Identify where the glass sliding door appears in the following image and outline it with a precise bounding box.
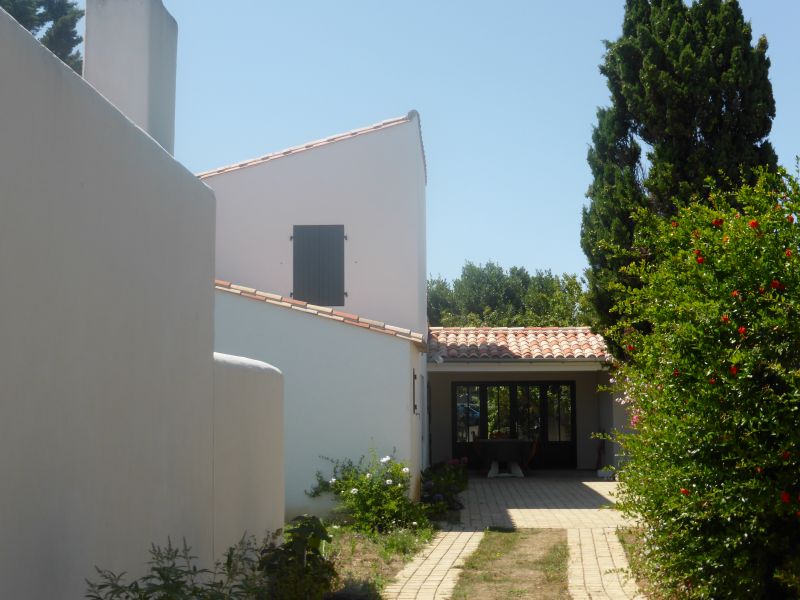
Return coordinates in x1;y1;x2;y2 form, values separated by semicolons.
486;385;511;439
451;381;576;469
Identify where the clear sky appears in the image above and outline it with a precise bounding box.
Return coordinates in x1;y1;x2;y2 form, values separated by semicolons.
77;1;800;283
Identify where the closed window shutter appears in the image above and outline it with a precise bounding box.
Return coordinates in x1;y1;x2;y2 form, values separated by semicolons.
293;225;345;306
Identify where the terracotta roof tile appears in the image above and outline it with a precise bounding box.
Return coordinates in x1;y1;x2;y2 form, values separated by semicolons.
198;111;422;179
215;279;427;350
427;327;608;362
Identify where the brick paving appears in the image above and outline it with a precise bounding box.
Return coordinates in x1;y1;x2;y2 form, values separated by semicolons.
383;471;643;600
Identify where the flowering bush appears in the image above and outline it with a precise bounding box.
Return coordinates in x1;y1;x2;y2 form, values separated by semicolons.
610;170;800;598
309;452;428;533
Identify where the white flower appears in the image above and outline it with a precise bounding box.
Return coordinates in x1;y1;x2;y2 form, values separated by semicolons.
402;467;410;473
329;478;336;484
380;456;391;463
365;472;372;479
350;488;358;494
397;483;402;488
385;479;393;485
412;521;418;526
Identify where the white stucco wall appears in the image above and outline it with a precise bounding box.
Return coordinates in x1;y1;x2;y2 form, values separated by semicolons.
213;354;284;550
0;12;218;598
84;0;177;153
214;291;423;517
205;114;427;334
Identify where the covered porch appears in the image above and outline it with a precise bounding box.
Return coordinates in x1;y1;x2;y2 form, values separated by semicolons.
426;327;625;473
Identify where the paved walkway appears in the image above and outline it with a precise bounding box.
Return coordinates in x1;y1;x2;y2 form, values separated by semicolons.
383;472;643;600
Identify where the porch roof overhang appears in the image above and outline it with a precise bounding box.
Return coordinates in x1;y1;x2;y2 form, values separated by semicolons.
427;358;608;373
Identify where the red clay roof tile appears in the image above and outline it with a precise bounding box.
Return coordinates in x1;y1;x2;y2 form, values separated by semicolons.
428;327;608;362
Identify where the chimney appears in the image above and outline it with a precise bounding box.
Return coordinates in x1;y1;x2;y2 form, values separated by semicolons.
83;0;177;154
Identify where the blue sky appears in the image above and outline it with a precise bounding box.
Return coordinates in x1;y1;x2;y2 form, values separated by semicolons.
77;1;800;282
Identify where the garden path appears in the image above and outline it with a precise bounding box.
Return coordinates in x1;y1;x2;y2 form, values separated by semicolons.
383;471;644;599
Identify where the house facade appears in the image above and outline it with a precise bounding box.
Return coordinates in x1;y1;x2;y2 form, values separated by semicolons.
202;114;431;517
427;327;620;471
203;111;624;517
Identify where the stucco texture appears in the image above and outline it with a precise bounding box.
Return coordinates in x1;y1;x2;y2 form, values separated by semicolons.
0;11;217;597
206;115;427;335
214;291;424;518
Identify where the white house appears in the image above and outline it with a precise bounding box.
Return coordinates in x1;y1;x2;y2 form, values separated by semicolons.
0;2;284;597
202;114;431;516
202;108;624;517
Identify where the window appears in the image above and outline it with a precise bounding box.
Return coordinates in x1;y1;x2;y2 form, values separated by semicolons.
292;225;345;306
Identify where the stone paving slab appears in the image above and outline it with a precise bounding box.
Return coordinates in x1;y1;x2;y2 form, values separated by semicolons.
568;527;645;599
383;472;642;600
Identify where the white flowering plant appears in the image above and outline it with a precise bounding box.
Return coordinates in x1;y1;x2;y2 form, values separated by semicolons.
308;450;428;533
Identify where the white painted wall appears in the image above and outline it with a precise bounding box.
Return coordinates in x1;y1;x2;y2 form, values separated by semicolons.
214;291;423;517
205;114;427;334
84;0;177;154
0;13;284;598
213;353;284;550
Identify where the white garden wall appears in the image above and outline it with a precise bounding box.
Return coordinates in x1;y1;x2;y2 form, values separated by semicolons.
203;114;427;335
214;290;424;518
0;12;284;598
213;354;284;550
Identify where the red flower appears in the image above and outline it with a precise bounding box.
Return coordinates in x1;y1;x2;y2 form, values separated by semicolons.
756;466;763;474
709;377;717;385
680;488;690;496
788;214;795;224
783;450;791;461
721;315;730;323
732;290;740;297
671;220;679;228
711;218;724;227
693;249;702;255
781;491;791;504
738;326;746;335
771;279;782;290
787;249;793;258
673;369;680;377
696;256;705;264
759;287;765;294
729;365;738;376
749;219;759;229
626;344;634;352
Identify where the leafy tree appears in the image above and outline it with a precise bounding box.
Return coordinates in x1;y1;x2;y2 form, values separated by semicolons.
2;0;84;72
611;170;800;597
427;262;591;327
582;0;777;332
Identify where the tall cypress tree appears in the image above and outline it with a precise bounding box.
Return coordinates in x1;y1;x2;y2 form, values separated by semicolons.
2;0;84;72
581;0;777;332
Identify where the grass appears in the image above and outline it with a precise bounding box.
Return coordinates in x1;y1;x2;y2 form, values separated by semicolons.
617;527;654;598
451;527;569;600
324;525;435;599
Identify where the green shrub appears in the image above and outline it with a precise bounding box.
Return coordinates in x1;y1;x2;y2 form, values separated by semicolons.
260;515;337;599
85;516;336;600
420;460;468;514
309;452;429;533
609;169;800;598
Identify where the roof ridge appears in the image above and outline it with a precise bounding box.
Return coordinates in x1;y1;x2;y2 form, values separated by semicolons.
215;279;426;349
199;112;417;179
